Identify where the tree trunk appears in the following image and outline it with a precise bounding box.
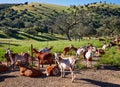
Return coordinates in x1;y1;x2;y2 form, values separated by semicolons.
66;33;72;41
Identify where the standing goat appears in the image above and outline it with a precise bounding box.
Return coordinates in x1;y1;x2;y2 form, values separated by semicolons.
76;47;87;59
4;52;31;70
54;53;79;82
85;46;95;68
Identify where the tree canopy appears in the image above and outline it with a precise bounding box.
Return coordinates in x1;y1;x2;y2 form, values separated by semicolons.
0;2;120;40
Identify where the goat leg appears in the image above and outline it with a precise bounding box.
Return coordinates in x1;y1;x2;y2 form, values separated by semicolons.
61;68;65;78
69;68;75;83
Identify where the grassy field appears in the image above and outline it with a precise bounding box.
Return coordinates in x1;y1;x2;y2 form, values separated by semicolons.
0;37;103;61
1;36;120;69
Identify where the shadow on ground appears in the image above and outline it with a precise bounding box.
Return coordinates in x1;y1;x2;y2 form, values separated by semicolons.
79;78;120;87
0;75;18;82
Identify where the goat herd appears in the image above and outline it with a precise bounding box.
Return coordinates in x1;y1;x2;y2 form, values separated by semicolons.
0;36;120;82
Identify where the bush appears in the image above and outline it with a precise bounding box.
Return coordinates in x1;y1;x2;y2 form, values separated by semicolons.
24;28;38;35
2;27;18;36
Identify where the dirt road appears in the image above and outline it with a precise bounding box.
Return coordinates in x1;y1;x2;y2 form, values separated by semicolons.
0;67;120;87
0;56;120;87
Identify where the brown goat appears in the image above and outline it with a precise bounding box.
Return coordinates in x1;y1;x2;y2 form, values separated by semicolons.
32;48;54;68
0;62;9;73
45;64;60;76
16;60;43;77
63;45;77;56
99;38;105;41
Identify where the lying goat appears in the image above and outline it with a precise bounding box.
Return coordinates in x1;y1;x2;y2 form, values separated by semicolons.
54;53;79;82
0;62;9;73
16;60;43;77
102;43;110;50
45;64;60;76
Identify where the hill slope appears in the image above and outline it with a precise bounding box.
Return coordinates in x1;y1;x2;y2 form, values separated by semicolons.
0;2;120;39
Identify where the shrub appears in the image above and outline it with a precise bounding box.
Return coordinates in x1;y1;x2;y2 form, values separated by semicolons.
24;28;38;35
2;27;18;36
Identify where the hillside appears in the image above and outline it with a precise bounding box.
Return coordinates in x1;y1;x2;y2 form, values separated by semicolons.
0;2;120;40
11;2;68;21
12;2;68;12
0;3;18;10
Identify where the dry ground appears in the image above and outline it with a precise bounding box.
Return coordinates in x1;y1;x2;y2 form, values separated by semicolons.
0;68;120;87
0;57;120;87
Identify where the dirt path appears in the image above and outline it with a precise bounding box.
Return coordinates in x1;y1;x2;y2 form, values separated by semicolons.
0;57;120;87
0;68;120;87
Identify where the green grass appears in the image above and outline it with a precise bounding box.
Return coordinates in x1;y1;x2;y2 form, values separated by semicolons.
0;36;103;61
76;61;87;69
98;46;120;68
1;33;120;68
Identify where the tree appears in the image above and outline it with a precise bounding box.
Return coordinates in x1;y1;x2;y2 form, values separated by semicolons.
50;9;82;41
24;2;28;5
24;28;38;35
12;18;25;28
2;27;18;36
100;16;120;35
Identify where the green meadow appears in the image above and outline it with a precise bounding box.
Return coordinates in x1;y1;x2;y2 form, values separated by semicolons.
0;34;120;69
0;36;102;61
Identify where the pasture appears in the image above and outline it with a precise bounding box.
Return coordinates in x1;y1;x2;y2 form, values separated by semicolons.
0;38;102;61
1;37;120;87
0;37;120;68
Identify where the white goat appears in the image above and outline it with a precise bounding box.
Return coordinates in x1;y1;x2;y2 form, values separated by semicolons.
54;53;78;82
85;46;94;68
76;46;96;58
102;44;109;50
76;47;86;58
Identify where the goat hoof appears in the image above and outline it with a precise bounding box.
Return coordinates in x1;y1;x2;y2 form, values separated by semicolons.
71;80;74;83
71;79;75;83
63;76;65;78
61;76;65;78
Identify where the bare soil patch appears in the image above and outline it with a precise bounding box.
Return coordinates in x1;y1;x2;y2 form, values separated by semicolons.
0;57;120;87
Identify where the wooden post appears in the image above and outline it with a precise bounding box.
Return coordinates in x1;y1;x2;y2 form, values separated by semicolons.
47;41;48;47
31;44;33;65
9;41;10;48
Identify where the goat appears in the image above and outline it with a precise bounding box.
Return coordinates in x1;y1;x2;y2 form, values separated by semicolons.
45;64;60;76
99;38;105;41
63;44;77;56
32;48;54;68
0;62;9;73
102;43;110;50
96;48;105;56
4;52;31;70
54;53;79;82
85;46;94;68
16;60;43;77
76;47;87;59
76;44;96;60
39;46;53;53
